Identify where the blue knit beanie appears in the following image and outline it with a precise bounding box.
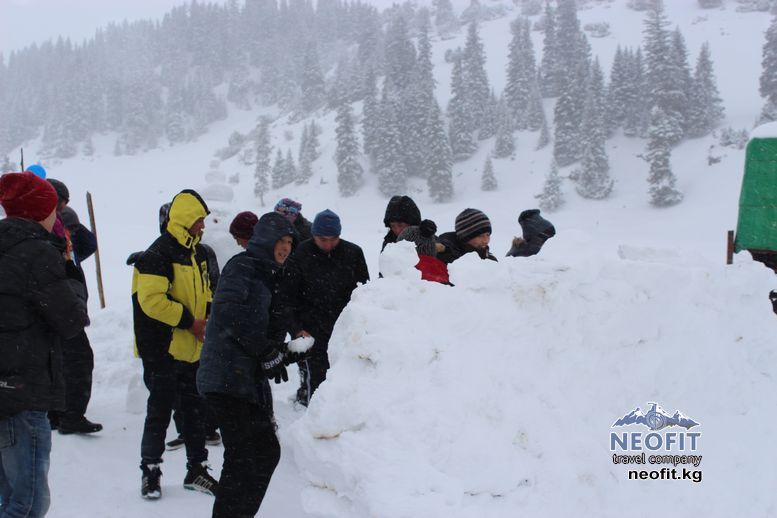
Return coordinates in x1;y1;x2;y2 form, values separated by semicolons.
312;209;341;237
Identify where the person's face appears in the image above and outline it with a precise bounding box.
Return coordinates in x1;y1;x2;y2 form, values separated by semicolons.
274;235;293;264
467;232;491;250
188;217;205;237
313;236;340;253
389;221;409;237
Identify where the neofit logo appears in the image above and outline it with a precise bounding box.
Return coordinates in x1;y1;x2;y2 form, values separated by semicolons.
610;402;703;483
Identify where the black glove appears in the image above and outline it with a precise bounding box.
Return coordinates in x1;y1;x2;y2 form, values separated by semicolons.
770;290;777;315
419;219;437;238
261;348;288;384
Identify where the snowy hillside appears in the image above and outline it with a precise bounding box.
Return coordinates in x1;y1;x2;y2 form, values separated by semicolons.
2;0;776;517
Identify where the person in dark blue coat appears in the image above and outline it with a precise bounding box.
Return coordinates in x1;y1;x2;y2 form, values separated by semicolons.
196;211;294;518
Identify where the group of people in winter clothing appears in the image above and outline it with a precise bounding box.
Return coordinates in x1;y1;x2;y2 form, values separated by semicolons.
380;195;556;286
0;166;556;517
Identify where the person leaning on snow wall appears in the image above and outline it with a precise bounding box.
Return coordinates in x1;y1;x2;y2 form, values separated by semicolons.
505;209;556;258
197;211;298;518
131;190;217;500
0;171;89;518
44;176;103;435
437;208;497;264
396;219;451;285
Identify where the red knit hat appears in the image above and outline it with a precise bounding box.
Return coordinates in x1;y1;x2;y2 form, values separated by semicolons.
0;172;59;221
229;211;259;241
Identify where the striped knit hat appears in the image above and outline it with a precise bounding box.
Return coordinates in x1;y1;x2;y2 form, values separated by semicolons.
455;208;492;243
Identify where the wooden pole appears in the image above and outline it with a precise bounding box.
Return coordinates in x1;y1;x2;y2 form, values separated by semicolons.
726;230;734;265
86;192;106;309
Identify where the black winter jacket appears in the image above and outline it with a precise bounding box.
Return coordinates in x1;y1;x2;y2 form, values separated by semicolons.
437;231;498;264
197;212;293;405
0;218;89;417
279;238;369;342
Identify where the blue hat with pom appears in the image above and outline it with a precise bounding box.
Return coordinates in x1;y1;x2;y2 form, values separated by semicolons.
26;164;47;179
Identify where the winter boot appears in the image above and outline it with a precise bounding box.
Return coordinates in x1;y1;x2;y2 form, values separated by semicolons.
141;463;162;500
58;415;103;435
183;461;218;496
166;435;185;451
205;431;222;446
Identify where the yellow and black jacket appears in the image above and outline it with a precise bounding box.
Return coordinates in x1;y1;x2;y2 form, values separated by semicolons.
132;190;212;363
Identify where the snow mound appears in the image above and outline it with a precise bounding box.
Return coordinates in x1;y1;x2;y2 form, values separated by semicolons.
199;183;234;203
288;254;777;517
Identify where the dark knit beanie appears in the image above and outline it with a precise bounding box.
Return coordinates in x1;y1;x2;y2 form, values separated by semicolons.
383;195;421;227
312;209;341;236
47;178;69;204
0;172;59;221
229;211;259;240
455;208;492;243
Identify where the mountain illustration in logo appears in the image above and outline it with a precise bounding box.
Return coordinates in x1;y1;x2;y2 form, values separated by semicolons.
612;402;699;431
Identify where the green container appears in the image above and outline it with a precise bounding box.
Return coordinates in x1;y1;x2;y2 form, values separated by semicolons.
735;137;777;253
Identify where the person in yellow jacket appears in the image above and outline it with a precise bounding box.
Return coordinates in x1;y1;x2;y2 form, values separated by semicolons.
131;189;218;500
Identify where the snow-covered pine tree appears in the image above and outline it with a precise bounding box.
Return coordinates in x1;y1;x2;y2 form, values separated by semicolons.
362;67;380;160
271;149;286;189
759;14;777;122
300;41;326;113
384;14;417;94
686;42;724;137
526;79;547;132
461;21;491;133
646;106;683;207
478;90;499;140
605;46;630;135
284;149;297;185
335;103;364;196
553;58;588;166
538;160;564;212
297;125;314;184
555;0;584;76
426;101;455;202
82;137;94;156
306;120;321;161
481;157;498;191
434;0;460;38
494;96;516;158
623;48;649;137
254;119;272;204
642;0;684;145
670;27;693;135
539;0;562;97
575;58;613;200
505;17;536;129
376;94;408;196
447;56;477;160
536;114;551;150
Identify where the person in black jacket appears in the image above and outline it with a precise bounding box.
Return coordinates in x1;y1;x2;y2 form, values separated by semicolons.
279;209;370;406
380;195;421;252
0;171;89;517
505;209;556;258
437;208;498;264
197;211;295;518
46;178;103;435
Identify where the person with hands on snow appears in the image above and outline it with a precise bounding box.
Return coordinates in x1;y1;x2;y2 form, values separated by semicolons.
505;209;556;258
437;208;498;264
396;218;450;284
197;211;297;518
381;195;422;252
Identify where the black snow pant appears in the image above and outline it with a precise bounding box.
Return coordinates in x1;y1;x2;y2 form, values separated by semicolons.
140;355;207;466
49;330;94;425
208;393;280;518
173;396;218;437
296;337;330;406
